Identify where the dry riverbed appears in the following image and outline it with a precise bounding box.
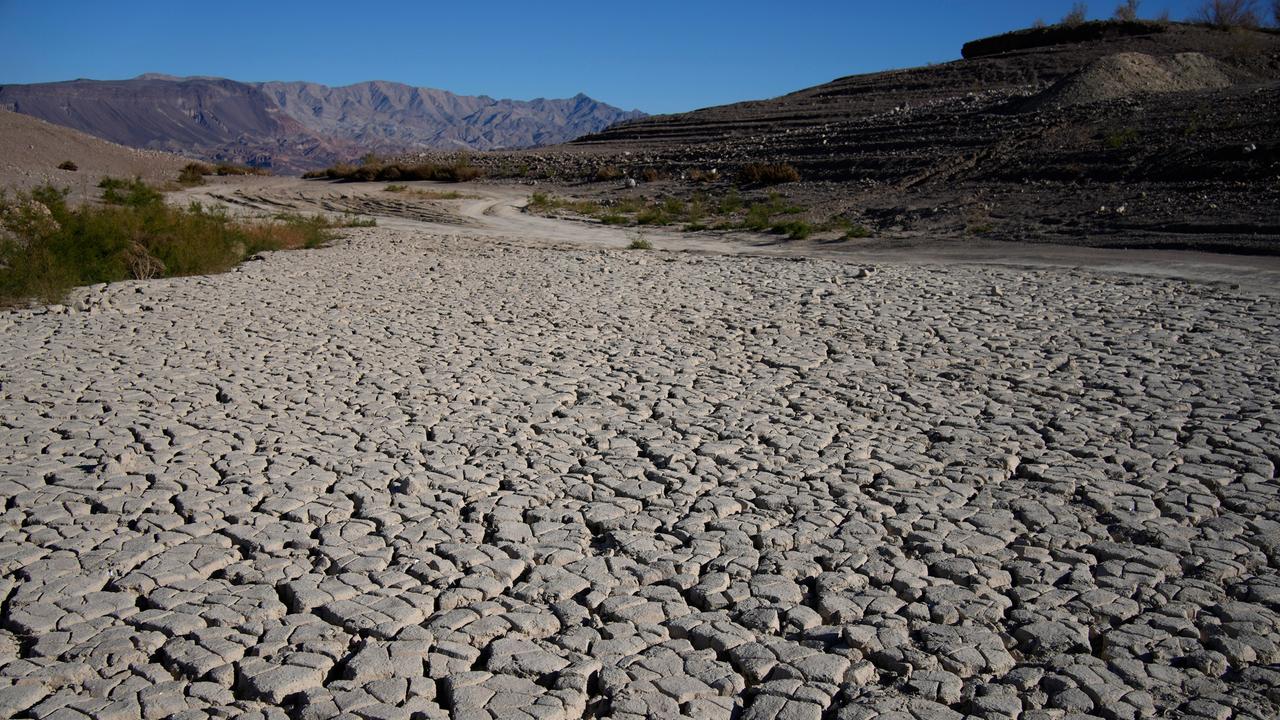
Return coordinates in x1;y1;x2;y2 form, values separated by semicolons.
1;195;1278;719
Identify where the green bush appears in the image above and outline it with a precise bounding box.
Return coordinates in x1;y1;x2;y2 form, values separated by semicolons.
528;187;813;234
0;180;350;306
743;204;773;230
772;220;812;240
99;177;164;207
627;236;653;250
527;193;600;216
718;191;743;214
307;160;482;183
636;207;669;225
739;193;804;232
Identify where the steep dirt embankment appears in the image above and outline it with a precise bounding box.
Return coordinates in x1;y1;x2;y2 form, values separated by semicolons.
0;109;190;200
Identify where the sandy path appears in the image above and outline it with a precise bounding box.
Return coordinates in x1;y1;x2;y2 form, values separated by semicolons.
176;177;1280;295
0;183;1277;719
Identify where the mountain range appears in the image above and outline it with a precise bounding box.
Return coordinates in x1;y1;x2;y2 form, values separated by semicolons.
0;76;645;172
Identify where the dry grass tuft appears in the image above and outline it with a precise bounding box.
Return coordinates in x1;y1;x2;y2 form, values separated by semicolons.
737;163;802;185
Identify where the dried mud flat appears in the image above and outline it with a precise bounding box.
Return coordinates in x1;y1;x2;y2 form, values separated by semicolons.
1;219;1279;720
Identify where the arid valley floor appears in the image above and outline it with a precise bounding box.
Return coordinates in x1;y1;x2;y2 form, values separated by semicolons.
1;180;1279;720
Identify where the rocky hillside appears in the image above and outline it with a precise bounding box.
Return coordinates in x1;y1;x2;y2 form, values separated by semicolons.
467;21;1280;252
570;22;1276;177
260;81;644;153
0;77;643;173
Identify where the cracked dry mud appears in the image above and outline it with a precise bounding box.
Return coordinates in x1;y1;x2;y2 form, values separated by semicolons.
1;225;1278;720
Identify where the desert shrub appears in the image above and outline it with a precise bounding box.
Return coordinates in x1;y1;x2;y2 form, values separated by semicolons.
1114;0;1141;19
772;220;812;240
612;198;647;214
271;212;360;243
1194;0;1260;24
718;191;743;213
740;193;803;231
636;206;669;225
326;164;357;180
178;163;208;186
594;165;624;182
528;192;552;210
446;163;483;182
57;160;78;172
743;203;774;230
329;164;358;180
641;168;662;183
526;193;601;216
215;163;269;176
627;236;653;250
1063;2;1089;24
308;160;482;183
844;224;873;239
0;180;352;306
687;168;718;183
684;196;708;223
738;163;801;185
99;177;164;207
530;189;762;230
1104;127;1139;148
351;165;381;182
387;185;476;200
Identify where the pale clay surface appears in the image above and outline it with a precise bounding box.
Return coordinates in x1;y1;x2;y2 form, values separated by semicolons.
1;195;1279;720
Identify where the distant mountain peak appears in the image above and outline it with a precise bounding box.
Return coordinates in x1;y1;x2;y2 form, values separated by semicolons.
0;76;647;173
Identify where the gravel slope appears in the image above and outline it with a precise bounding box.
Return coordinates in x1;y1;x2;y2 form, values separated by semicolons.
0;211;1278;719
0;109;190;201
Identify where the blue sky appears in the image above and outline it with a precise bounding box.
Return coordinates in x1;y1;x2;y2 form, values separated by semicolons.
0;0;1206;114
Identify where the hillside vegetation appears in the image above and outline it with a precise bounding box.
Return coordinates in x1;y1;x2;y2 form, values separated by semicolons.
0;178;370;306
